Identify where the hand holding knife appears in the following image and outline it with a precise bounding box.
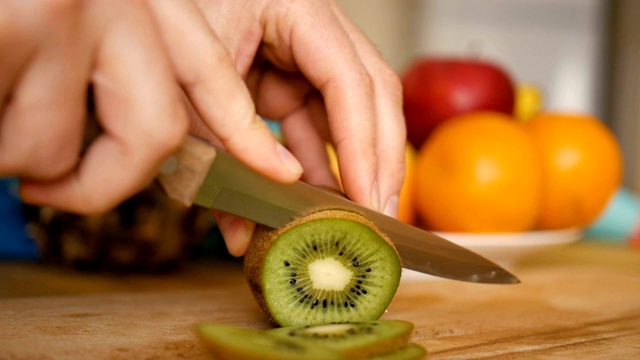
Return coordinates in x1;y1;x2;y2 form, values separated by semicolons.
158;135;520;285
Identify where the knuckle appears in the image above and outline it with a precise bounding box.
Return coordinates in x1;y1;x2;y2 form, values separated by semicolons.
145;124;185;158
223;113;266;150
355;68;375;94
378;65;404;103
216;104;260;144
180;45;233;90
137;101;190;158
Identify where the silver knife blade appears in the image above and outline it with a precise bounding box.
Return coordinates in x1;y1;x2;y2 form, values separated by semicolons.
158;136;519;284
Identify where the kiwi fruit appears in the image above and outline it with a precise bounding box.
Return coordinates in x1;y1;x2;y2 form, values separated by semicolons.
196;322;426;360
266;320;414;358
196;323;343;360
368;344;427;360
244;209;402;327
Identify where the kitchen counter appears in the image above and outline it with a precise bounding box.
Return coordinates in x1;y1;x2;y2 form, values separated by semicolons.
1;241;639;359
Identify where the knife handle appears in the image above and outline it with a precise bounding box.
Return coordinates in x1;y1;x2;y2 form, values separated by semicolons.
157;135;217;206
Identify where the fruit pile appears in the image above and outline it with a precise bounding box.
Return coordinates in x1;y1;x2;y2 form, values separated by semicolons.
398;57;623;233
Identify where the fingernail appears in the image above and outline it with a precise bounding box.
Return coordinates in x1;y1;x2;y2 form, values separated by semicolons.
276;143;303;177
371;180;381;212
383;194;399;218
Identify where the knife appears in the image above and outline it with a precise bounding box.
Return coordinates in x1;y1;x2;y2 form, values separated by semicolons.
157;135;519;284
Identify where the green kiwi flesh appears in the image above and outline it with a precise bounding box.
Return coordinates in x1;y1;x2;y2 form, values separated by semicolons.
196;323;343;360
368;344;427;360
266;320;414;358
245;209;402;327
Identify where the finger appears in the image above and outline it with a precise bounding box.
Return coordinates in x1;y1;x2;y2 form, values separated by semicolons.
0;1;89;180
245;63;332;146
244;65;338;188
261;1;379;210
280;96;340;190
245;64;314;120
212;210;256;257
20;0;188;214
331;3;407;217
145;0;302;183
244;64;337;187
0;4;35;108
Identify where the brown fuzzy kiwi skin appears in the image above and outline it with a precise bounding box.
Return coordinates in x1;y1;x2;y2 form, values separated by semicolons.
243;208;401;326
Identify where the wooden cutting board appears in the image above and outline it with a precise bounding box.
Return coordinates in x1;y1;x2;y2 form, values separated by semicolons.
1;242;639;359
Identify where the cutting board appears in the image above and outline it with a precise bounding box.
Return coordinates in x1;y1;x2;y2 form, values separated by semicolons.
1;242;639;359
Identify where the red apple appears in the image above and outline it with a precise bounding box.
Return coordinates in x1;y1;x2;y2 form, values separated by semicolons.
402;58;515;149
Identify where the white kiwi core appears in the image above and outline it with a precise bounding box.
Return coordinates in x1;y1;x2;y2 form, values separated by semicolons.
301;323;356;335
308;257;353;291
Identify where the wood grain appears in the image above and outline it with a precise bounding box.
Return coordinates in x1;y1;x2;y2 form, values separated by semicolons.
1;243;639;359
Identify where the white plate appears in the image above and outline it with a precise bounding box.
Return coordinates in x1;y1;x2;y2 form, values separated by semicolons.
401;227;584;282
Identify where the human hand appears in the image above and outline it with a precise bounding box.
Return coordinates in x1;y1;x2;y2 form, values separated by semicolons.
0;0;189;213
191;0;407;255
1;0;303;216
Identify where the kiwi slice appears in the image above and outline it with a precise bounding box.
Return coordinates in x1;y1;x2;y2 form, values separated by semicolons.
266;320;414;359
369;344;427;360
196;323;343;360
244;209;402;327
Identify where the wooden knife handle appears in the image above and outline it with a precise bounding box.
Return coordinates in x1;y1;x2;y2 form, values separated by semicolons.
157;135;217;206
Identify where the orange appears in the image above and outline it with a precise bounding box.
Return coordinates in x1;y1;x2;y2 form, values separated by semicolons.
397;143;417;225
414;111;542;232
526;113;623;229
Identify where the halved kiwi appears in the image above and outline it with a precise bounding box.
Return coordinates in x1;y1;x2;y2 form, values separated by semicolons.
244;209;402;327
196;323;343;360
266;320;414;359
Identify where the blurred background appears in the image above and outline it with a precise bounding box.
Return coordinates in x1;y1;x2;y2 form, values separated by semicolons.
2;0;639;265
338;0;639;192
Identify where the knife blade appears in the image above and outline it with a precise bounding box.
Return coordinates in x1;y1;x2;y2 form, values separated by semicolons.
158;135;519;284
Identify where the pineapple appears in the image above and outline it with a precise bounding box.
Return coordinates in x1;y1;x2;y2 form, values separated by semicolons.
24;182;215;272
